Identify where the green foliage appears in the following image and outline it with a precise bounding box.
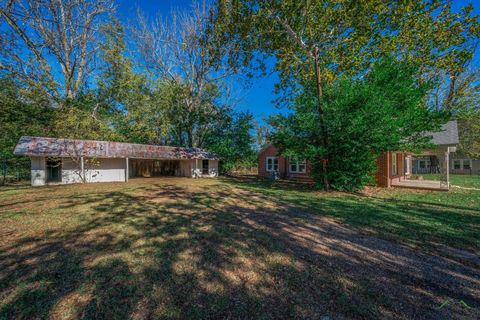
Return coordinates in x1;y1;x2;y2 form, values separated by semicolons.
97;20;167;144
0;79;54;158
457;110;480;159
51;103;120;142
442;68;480;159
205;112;257;173
270;58;448;191
97;20;245;153
214;0;479;105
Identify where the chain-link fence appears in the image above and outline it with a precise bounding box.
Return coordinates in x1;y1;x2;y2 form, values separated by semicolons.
0;157;31;185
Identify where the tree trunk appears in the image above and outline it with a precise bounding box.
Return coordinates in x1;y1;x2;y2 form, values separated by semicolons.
314;46;330;191
187;128;194;148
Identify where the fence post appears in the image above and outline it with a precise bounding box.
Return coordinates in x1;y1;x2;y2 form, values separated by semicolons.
1;158;6;185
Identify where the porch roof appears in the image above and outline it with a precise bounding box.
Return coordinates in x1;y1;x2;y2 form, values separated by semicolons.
13;136;218;160
425;120;459;146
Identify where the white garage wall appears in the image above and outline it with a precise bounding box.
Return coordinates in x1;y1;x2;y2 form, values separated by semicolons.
85;158;126;183
30;156;46;186
208;160;219;177
188;159;218;178
179;160;192;177
62;157;127;184
29;157;217;186
61;158;84;184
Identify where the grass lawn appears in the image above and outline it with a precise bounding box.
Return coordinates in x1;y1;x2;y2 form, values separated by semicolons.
0;177;479;319
416;173;480;189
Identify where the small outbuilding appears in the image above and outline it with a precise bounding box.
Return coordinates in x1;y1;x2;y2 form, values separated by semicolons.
14;136;219;186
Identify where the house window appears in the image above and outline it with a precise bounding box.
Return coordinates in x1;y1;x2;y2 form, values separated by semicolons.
454;159;472;170
46;158;62;182
266;157;278;172
392;153;397;176
419;160;430;169
453;159;461;170
289;159;306;173
202;160;209;174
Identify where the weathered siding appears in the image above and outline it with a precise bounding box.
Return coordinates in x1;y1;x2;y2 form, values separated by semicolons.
208;160;219;177
32;157;127;186
61;158;84;184
85;158;127;183
187;159;218;178
31;156;46;186
28;157;218;186
179;160;192;177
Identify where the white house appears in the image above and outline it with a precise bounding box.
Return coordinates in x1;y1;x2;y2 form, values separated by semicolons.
14;136;219;186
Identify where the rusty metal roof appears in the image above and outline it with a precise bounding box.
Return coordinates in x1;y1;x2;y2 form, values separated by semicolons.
14;136;218;160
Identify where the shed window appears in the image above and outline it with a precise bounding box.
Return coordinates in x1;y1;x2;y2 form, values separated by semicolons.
462;159;471;170
289;159;306;173
266;157;278;172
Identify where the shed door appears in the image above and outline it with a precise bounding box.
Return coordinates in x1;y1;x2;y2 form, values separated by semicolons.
202;160;209;174
46;158;62;182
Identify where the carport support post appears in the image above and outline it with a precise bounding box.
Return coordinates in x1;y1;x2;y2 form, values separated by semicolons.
81;157;85;183
125;157;129;182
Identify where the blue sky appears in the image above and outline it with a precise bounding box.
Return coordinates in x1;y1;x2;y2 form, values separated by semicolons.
117;0;480;124
116;0;280;124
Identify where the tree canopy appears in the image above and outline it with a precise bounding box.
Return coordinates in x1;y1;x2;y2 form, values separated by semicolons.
0;0;479;183
270;58;447;190
0;1;257;173
212;0;479;189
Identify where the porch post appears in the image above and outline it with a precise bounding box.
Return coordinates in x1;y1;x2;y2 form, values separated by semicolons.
125;157;129;182
387;151;391;188
445;150;449;189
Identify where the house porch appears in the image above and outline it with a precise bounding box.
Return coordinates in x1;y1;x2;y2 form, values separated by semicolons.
391;179;447;191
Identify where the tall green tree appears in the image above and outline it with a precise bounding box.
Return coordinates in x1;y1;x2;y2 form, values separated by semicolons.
213;0;479;189
205;111;257;173
0;78;54;158
97;20;168;144
440;67;480;158
133;5;241;147
270;58;447;191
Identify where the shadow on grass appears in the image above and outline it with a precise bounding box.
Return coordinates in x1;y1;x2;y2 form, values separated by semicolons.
0;179;479;319
225;176;480;253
